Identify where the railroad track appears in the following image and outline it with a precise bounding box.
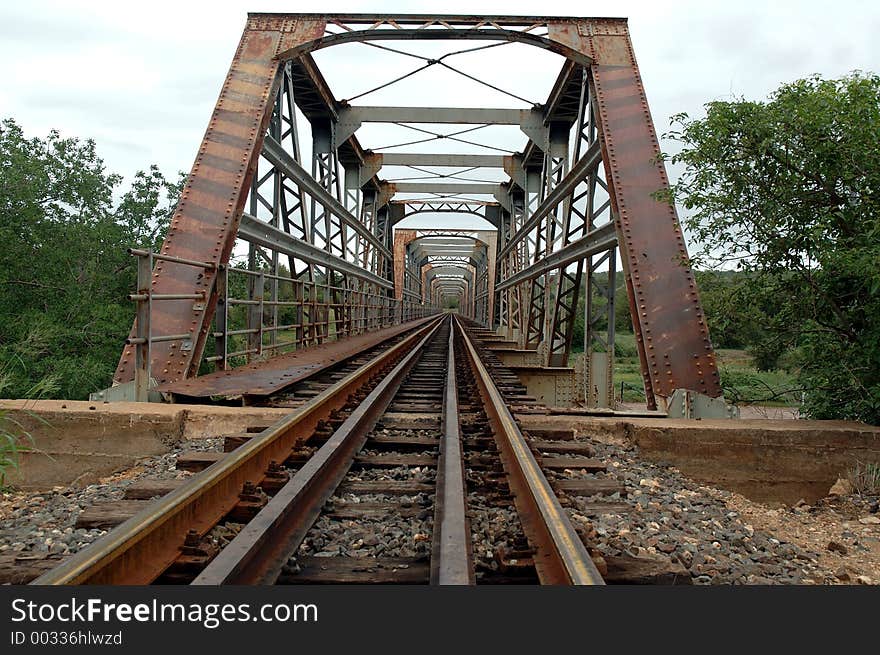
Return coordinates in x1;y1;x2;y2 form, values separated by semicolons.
33;314;608;585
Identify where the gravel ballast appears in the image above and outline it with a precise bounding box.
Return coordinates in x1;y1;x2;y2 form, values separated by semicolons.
0;439;222;558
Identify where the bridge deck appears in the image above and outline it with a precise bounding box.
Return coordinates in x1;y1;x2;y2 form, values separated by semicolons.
159;316;436;401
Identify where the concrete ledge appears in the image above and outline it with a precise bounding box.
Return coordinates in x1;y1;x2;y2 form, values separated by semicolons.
0;400;293;490
518;415;880;504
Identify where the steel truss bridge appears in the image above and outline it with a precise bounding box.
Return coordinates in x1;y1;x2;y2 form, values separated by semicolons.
110;13;725;415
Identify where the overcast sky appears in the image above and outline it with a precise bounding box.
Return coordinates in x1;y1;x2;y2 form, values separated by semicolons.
1;0;878;232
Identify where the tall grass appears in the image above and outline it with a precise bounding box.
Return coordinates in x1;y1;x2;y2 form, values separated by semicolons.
0;364;58;489
0;412;35;489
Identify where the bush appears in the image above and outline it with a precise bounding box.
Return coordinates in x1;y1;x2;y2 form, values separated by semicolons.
0;118;181;400
665;73;880;424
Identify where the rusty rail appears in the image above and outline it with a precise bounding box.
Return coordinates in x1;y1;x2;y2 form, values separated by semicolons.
453;316;604;585
191;318;445;585
33;316;444;585
431;323;474;585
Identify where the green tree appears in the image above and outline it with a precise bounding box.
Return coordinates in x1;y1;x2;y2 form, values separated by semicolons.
117;165;185;251
0;118;181;399
664;73;880;423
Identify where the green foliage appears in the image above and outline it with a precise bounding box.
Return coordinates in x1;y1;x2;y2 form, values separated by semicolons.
694;270;759;350
665;73;880;423
0;118;183;399
718;366;803;406
613;335;638;360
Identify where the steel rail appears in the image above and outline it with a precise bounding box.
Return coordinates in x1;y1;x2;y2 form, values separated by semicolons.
192;318;445;585
33;316;445;585
452;316;604;585
431;323;474;584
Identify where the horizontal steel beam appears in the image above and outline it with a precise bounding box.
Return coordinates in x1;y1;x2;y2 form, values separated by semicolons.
381;153;506;168
415;247;478;254
392;182;504;195
498;140;602;261
424;265;472;276
338;104;545;151
415;245;477;252
389;198;498;225
412;237;478;246
261;135;391;260
496;221;617;291
279;28;593;68
253;14;598;25
347;106;524;124
238;214;393;290
393;198;497;206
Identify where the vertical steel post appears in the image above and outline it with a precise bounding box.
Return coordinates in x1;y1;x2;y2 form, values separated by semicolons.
133;252;153;402
215;265;229;371
257;270;265;356
605;249;617;405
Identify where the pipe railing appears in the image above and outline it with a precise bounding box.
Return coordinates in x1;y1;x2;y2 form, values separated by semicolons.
127;249;439;401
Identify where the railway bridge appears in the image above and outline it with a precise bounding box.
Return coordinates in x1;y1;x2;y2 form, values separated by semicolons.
102;12;728;417
19;14;855;588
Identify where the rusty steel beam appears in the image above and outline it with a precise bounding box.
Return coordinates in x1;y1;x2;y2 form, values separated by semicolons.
585;20;722;400
275;26;594;67
266;14;618;25
114;17;325;387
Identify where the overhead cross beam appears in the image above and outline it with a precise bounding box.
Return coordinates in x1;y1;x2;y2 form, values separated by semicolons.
380;153;506;168
391;182;505;195
336;105;549;152
342;106;525;124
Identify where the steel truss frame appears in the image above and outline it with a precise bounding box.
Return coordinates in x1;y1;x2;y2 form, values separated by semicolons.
113;13;721;410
